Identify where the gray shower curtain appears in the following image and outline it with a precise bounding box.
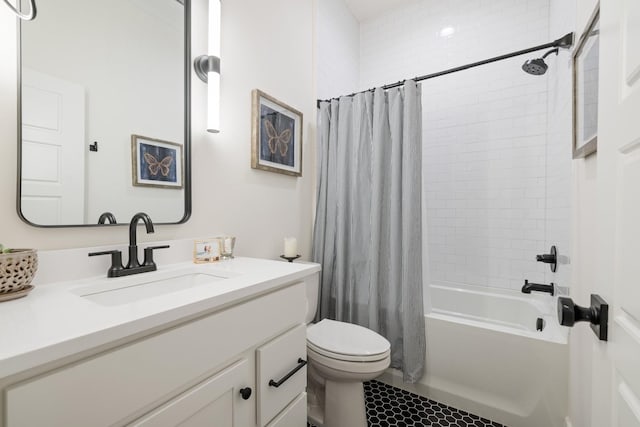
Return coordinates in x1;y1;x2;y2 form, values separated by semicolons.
312;81;425;383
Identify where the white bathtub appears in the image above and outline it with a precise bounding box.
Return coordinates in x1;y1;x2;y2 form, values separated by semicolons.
380;282;569;427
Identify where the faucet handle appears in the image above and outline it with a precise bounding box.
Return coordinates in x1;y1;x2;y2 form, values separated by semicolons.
535;245;557;272
143;245;170;267
88;250;125;277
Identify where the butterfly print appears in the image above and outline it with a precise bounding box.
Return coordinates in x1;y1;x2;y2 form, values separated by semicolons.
143;153;173;177
264;119;291;157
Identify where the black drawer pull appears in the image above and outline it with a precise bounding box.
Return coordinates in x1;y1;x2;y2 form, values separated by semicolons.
268;358;307;388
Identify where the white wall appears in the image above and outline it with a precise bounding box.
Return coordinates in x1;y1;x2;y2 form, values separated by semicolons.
568;0;599;425
316;0;359;100
545;2;579;426
360;0;555;291
0;0;315;260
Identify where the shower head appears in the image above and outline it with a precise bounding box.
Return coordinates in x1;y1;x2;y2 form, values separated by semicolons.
522;48;560;76
522;58;548;75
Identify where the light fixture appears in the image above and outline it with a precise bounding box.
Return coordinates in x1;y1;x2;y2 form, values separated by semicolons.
194;0;221;133
439;26;455;38
2;0;37;20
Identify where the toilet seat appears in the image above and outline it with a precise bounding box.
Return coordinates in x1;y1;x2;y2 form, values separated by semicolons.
307;345;391;376
307;319;391;362
307;341;390;362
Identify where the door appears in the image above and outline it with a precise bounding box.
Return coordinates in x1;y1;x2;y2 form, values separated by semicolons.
21;68;85;225
587;0;640;426
130;358;254;427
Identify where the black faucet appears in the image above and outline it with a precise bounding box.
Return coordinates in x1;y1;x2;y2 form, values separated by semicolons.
127;212;154;269
98;212;117;224
89;212;169;277
521;280;555;296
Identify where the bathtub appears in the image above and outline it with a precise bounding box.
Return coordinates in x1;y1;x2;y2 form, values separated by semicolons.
380;282;569;427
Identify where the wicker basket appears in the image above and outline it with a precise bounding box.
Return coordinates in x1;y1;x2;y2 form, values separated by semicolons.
0;249;38;294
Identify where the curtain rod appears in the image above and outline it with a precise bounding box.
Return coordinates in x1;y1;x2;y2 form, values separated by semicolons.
316;32;574;109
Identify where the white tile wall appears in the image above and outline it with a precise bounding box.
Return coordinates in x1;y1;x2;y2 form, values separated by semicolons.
316;0;572;292
360;0;557;291
544;1;574;291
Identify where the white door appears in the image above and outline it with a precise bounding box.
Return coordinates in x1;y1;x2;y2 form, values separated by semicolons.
588;0;640;426
21;68;85;225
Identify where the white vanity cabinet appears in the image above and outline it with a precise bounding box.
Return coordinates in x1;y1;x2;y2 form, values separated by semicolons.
2;280;309;427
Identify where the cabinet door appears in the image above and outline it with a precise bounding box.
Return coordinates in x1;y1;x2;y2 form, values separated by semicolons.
131;358;253;427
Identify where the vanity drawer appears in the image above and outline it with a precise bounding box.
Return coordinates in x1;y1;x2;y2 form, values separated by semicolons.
257;324;307;426
265;392;306;427
6;282;306;427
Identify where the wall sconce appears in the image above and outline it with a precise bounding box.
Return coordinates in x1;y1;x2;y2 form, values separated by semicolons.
194;0;221;133
2;0;37;20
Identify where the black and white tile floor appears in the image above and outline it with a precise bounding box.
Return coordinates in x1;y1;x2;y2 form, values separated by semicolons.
308;380;506;427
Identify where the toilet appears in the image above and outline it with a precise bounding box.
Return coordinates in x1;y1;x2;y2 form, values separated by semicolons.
304;273;391;427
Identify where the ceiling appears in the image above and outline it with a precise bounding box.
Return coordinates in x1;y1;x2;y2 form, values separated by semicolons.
343;0;419;22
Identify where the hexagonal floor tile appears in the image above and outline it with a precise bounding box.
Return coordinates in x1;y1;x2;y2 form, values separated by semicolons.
309;380;508;427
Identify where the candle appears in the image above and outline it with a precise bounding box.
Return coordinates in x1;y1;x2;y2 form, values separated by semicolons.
284;237;297;257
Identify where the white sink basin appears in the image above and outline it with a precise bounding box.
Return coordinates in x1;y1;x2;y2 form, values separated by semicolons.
73;267;233;306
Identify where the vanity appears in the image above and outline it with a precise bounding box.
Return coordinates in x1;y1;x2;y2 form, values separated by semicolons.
6;0;318;423
0;255;320;426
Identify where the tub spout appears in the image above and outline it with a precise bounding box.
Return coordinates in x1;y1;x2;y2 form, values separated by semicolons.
522;280;554;296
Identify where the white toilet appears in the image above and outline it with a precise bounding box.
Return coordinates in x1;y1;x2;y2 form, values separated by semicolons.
304;273;391;427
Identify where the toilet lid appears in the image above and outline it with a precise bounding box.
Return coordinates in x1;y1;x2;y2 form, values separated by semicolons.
307;319;391;358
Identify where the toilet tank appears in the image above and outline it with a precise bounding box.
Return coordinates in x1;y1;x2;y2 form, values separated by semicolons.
304;272;320;324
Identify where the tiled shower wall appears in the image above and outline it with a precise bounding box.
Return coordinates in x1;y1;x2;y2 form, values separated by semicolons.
360;0;562;291
316;0;573;293
545;1;574;293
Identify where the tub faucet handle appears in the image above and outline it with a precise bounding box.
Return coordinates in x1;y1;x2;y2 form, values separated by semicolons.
535;245;557;272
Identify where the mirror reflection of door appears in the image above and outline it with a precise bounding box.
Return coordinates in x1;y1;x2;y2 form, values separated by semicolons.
21;68;85;225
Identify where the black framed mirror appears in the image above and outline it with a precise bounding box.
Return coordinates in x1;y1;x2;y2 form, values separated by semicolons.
17;0;191;226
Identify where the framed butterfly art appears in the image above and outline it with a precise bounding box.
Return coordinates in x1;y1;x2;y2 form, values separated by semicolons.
251;89;303;177
131;135;183;189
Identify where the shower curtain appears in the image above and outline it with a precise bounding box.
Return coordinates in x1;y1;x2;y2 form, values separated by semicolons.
312;81;425;383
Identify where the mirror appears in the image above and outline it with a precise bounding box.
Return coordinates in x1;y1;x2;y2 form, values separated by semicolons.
18;0;191;226
572;7;599;159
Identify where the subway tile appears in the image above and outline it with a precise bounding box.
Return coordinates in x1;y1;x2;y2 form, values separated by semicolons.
322;0;571;291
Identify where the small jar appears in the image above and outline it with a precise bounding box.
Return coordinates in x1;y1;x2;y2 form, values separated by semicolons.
220;236;236;259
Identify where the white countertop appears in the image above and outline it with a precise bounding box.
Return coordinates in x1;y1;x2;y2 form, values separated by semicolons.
0;257;320;378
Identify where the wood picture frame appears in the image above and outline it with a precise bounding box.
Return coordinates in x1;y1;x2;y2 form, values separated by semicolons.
193;238;221;263
132;134;183;188
251;89;303;177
